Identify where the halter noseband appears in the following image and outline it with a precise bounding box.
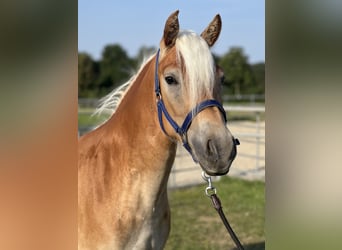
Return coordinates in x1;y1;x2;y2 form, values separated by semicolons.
154;49;228;162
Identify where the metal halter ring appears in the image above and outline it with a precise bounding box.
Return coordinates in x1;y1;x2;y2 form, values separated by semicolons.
201;171;217;197
205;186;217;197
156;92;162;101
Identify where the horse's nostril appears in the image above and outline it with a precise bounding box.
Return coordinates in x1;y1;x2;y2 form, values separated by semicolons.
207;139;218;161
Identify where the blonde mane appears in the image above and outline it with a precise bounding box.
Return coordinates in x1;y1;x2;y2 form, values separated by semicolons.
176;30;215;108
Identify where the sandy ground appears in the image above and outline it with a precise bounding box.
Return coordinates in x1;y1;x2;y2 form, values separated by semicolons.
168;121;265;188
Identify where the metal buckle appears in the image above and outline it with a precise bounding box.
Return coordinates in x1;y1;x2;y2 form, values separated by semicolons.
156;92;162;102
201;171;217;197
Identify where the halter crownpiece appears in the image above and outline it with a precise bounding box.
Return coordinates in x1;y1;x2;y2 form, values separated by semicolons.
154;49;234;162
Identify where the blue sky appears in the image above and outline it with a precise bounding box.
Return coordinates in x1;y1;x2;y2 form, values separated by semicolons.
79;0;264;63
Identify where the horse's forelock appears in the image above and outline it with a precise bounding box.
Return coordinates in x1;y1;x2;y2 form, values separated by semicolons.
175;30;215;107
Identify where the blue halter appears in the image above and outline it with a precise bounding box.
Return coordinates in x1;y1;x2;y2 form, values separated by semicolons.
154;49;228;162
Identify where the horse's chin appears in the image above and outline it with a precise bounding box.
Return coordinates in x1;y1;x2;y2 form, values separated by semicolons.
199;161;231;176
206;169;229;176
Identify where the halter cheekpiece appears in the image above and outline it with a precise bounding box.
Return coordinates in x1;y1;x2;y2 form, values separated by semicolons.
154;49;228;162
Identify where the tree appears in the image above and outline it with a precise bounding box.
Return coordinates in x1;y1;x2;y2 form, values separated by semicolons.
251;62;265;94
78;44;264;99
219;47;256;95
97;44;134;96
78;52;99;97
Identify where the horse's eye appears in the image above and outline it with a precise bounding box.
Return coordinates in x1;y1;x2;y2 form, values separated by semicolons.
165;76;177;85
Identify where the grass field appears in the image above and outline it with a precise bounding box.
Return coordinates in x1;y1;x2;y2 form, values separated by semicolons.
165;177;265;250
78;109;110;128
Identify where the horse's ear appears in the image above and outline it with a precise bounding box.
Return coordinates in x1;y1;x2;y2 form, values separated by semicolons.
201;14;222;47
163;10;180;48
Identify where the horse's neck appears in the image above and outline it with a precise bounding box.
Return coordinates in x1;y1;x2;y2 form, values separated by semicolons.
78;59;176;249
102;58;176;205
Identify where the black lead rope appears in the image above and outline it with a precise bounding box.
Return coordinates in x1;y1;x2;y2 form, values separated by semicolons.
210;194;245;250
202;172;245;250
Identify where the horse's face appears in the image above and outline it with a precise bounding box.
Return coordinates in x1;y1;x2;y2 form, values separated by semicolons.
157;11;237;176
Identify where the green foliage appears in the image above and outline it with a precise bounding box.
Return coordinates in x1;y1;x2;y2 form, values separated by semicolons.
78;45;265;98
96;44;135;96
78;52;99;98
251;62;265;94
219;47;257;96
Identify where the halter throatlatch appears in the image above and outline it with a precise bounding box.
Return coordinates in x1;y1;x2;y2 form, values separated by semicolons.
154;49;228;162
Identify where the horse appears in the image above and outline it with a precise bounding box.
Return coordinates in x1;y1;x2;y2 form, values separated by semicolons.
78;10;237;250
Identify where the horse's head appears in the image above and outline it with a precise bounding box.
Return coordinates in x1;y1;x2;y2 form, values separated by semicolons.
155;10;237;176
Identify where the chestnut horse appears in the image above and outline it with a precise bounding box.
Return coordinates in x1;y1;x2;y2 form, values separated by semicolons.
78;11;237;250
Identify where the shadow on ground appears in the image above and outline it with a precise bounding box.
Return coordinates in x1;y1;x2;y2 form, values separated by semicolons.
232;241;265;250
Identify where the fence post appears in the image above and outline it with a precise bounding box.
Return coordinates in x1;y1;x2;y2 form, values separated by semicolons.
255;111;260;170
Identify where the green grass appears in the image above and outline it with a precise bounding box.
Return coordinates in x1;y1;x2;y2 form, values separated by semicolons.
78;113;106;127
78;108;110;128
165;177;265;250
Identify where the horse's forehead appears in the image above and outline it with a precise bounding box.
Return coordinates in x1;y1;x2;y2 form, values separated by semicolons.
160;47;179;69
160;49;190;81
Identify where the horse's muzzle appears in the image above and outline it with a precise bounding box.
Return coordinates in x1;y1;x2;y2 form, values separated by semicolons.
192;136;239;176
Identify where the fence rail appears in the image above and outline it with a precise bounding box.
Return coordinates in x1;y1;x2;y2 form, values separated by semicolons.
222;94;265;103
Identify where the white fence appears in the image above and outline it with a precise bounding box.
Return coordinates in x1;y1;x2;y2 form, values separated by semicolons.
224;105;265;170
